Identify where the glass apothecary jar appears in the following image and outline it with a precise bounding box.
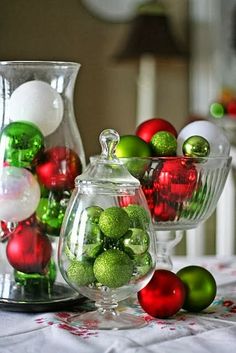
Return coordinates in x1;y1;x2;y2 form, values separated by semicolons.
0;61;86;311
58;129;156;329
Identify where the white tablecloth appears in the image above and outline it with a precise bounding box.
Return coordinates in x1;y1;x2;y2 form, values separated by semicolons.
1;257;236;353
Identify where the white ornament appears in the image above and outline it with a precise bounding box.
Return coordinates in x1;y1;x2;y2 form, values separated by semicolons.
0;166;40;222
177;121;230;157
9;80;64;136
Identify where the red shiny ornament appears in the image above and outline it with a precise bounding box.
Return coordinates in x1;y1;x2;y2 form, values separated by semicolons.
136;118;177;143
153;201;176;222
36;146;82;190
118;195;136;207
154;158;197;202
138;269;186;318
6;225;52;274
226;100;236;118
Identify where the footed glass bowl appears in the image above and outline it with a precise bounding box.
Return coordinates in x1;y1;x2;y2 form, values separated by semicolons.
121;156;232;268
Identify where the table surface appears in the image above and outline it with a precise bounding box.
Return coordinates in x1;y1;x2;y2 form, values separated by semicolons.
1;256;236;353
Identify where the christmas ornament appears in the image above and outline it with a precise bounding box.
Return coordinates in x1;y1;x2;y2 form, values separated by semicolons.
153;201;177;222
93;249;133;288
83;220;104;258
133;252;153;279
124;204;150;229
85;205;104;223
98;206;130;239
36;146;82;190
182;184;208;218
0;121;44;168
138;269;186;318
177;265;217;312
150;131;177;156
136;118;177;143
0;166;40;222
36;193;68;236
153;158;197;202
210;102;225;119
6;225;52;274
115;135;152;158
122;228;150;256
226;99;236;117
9;80;64;136
67;259;96;286
182;135;210;158
177;120;230;157
122;158;151;179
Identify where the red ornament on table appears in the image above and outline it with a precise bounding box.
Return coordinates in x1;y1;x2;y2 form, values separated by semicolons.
136;118;177;143
6;224;52;274
153;158;197;202
138;269;186;318
36;146;82;190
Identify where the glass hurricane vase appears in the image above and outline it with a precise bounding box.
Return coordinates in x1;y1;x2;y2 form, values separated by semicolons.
0;61;86;311
121;156;232;269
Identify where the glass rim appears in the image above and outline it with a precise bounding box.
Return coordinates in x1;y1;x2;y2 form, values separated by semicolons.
0;60;81;69
119;155;232;162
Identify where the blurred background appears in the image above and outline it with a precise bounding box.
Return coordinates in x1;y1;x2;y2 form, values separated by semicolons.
0;0;235;254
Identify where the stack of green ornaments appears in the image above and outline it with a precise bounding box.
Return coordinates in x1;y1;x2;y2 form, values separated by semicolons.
66;204;153;289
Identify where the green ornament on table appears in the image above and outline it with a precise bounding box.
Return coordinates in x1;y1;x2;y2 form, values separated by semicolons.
124;204;150;229
99;206;130;239
150;131;177;156
0;121;44;168
177;265;217;312
182;135;210;158
67;259;96;286
122;228;150;257
133;252;153;279
93;249;133;288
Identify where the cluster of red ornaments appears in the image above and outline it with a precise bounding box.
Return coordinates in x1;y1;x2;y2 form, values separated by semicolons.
117;118;199;222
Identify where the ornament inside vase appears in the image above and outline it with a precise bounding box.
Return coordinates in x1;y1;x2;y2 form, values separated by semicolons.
0;61;85;311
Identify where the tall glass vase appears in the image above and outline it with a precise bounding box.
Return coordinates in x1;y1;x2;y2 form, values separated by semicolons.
0;61;86;311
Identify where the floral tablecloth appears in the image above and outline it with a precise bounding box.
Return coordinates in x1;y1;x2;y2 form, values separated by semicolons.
1;256;236;353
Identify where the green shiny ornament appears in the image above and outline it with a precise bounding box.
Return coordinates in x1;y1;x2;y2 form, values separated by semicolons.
83;221;104;258
93;249;133;288
133;252;153;279
122;158;151;179
85;205;103;223
14;258;57;292
183;184;208;218
124;204;150;229
99;206;130;239
67;259;96;286
182;135;210;158
122;228;150;257
177;265;217;312
0;121;44;168
210;102;225;119
150;131;177;156
116;135;152;158
36;193;68;236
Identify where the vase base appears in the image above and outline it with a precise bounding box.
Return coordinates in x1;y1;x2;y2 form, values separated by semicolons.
65;310;147;330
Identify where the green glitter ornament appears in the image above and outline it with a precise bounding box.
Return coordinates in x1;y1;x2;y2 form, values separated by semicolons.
133;252;153;279
150;131;177;156
93;249;133;288
67;259;96;286
182;135;210;158
0;121;44;168
99;206;130;239
122;228;150;257
124;204;150;229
